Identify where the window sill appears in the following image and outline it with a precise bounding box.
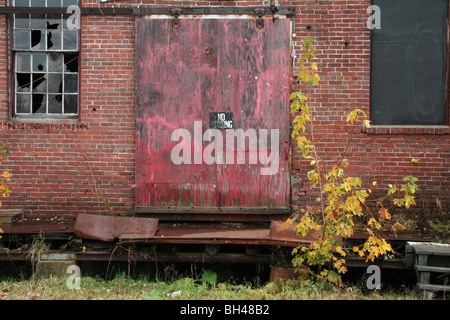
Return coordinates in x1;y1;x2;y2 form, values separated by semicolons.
365;125;450;135
2;117;88;131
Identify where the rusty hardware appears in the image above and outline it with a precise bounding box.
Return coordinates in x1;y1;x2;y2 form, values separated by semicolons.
255;8;265;29
171;8;182;29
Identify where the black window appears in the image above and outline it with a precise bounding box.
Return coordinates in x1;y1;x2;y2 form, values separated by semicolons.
371;0;448;125
13;0;79;119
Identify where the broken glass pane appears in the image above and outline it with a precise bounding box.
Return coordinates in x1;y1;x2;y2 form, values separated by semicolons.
16;73;31;92
16;93;31;114
64;94;77;114
32;73;46;93
64;74;77;93
30;14;46;29
32;54;46;72
48;94;63;113
16;53;31;72
63;31;78;50
47;30;62;50
46;14;62;30
64;53;78;72
14;30;30;50
48;73;62;93
32;94;46;113
31;30;46;50
48;53;63;72
14;14;29;29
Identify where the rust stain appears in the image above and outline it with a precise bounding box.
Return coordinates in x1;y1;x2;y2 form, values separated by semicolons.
74;214;159;242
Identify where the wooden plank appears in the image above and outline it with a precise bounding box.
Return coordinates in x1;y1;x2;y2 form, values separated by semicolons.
135;18;291;214
417;283;450;291
408;242;450;256
135;206;289;215
415;265;450;273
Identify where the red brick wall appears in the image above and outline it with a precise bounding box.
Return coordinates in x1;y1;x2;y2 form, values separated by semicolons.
0;0;448;221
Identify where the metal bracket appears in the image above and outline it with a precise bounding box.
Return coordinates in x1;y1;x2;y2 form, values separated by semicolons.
255;8;265;29
171;8;181;29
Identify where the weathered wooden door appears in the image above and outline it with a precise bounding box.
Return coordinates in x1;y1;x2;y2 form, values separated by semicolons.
135;18;291;218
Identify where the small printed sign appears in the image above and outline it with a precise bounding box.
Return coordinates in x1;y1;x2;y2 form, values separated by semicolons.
209;112;233;129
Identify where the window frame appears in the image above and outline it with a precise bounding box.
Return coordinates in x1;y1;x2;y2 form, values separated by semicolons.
10;0;80;121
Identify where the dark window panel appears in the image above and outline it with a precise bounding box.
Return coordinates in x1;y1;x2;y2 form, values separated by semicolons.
30;14;46;29
32;73;46;93
32;54;46;72
48;73;63;94
48;53;63;72
64;94;78;114
31;30;46;50
371;0;447;125
13;30;30;50
14;14;29;29
31;0;46;7
16;73;31;92
48;94;63;114
47;0;62;7
16;94;31;114
14;0;29;7
46;14;62;30
16;53;31;72
64;73;77;93
63;0;78;7
64;53;78;72
63;31;78;50
32;94;46;113
47;30;62;50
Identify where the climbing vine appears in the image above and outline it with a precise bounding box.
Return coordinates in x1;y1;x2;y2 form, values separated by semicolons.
0;141;11;207
285;39;418;286
0;141;11;238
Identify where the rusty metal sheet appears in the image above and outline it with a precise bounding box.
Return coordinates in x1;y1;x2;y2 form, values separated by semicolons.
270;220;342;243
74;214;159;242
154;223;270;240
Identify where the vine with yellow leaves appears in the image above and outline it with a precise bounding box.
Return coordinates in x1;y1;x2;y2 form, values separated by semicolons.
285;39;418;286
0;141;11;237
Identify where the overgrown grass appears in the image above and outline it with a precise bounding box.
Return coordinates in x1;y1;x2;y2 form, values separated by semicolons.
0;273;422;300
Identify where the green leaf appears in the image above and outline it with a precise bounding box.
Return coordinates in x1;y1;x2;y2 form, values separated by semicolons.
201;269;217;285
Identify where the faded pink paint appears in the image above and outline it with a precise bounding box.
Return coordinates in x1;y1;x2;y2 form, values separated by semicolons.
135;19;291;214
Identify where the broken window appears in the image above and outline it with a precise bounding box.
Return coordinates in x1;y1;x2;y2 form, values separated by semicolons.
13;0;79;118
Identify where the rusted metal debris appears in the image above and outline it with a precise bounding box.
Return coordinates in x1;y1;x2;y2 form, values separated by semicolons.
73;214;159;242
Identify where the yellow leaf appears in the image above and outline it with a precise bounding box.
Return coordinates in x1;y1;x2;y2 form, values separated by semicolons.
411;158;420;163
336;246;346;257
378;207;391;220
372;181;377;186
311;62;318;71
314;73;320;83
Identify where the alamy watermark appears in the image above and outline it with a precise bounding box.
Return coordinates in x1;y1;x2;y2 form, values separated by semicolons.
366;265;381;290
66;5;80;30
367;5;381;30
66;265;81;290
170;121;280;176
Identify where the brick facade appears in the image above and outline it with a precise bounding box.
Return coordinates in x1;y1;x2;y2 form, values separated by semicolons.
0;0;448;221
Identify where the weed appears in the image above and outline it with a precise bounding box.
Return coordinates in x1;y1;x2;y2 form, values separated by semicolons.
27;233;50;278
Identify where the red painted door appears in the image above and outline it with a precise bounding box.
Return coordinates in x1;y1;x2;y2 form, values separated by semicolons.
135;18;291;216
